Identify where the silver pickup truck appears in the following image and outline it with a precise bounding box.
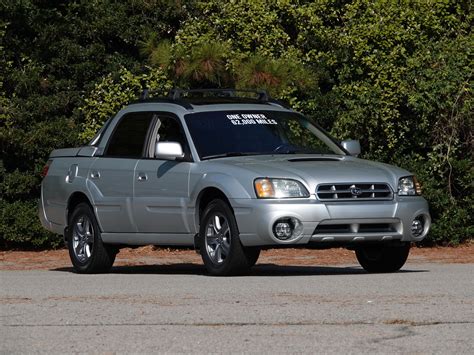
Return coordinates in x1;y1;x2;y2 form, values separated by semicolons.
39;89;431;275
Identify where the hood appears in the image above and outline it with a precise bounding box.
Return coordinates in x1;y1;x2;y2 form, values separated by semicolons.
210;155;411;193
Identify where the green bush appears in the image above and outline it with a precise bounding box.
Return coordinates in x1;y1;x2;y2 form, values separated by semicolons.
394;156;473;245
1;0;472;248
0;200;61;249
80;67;173;142
1;1;193;249
139;0;473;244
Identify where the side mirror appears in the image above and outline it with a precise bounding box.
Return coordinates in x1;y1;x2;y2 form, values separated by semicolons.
341;139;361;157
155;142;185;160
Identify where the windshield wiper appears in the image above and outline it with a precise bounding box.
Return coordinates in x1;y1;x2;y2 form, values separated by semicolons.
269;143;318;155
270;148;317;154
201;152;262;160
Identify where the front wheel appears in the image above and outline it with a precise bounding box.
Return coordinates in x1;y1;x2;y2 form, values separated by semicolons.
355;243;410;273
244;247;260;268
67;203;117;273
199;199;250;276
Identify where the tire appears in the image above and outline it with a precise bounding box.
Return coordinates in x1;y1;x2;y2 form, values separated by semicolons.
67;202;117;273
199;199;250;276
355;243;410;273
244;247;260;268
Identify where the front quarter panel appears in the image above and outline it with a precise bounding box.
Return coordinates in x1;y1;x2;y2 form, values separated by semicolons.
188;162;257;232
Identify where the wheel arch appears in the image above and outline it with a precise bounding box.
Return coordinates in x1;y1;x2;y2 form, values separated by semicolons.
65;192;97;239
195;187;234;228
191;171;253;229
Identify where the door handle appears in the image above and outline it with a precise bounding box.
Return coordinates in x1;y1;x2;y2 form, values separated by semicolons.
90;170;100;179
137;172;148;181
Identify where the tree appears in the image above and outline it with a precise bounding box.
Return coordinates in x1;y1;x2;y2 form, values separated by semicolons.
1;0;472;247
137;0;474;244
0;0;194;248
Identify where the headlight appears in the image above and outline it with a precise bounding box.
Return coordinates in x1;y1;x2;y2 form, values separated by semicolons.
398;176;422;196
254;178;310;198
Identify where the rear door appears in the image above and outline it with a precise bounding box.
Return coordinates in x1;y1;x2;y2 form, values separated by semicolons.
90;111;154;233
133;114;192;234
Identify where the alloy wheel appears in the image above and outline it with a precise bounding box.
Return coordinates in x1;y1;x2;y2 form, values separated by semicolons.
205;213;231;265
72;215;94;263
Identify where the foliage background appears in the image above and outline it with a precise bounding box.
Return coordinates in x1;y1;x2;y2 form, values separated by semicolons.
1;0;472;248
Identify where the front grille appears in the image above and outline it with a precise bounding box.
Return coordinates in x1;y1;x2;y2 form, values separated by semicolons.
316;183;393;201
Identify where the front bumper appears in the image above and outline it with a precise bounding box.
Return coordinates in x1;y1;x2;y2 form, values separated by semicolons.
231;196;431;247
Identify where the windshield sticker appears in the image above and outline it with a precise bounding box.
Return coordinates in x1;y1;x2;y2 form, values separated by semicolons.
226;113;277;126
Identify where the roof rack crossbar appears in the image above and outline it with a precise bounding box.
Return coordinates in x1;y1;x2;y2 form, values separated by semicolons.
168;88;269;102
132;96;193;110
135;88;288;109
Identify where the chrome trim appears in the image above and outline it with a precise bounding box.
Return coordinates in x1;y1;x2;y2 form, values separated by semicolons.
316;183;393;201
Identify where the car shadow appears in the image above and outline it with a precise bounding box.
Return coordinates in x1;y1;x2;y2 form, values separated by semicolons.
51;263;428;276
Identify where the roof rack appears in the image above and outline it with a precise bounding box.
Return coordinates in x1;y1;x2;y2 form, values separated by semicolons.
135;88;290;109
130;89;193;109
168;88;269;102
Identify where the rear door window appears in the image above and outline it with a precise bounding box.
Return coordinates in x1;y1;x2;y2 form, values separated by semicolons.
105;112;154;157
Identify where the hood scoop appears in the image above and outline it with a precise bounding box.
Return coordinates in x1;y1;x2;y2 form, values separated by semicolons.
287;157;341;162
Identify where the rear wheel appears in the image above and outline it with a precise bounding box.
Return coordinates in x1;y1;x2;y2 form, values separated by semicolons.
67;203;117;273
355;243;410;273
199;199;250;276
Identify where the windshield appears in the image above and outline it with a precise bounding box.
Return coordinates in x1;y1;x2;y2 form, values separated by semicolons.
184;110;345;160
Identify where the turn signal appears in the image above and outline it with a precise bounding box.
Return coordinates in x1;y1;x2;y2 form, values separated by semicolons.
254;178;275;198
413;176;422;195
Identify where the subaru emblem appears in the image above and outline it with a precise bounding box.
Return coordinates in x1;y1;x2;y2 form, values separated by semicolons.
350;186;362;196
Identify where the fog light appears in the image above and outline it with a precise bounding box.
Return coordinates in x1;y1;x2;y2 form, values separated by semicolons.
273;218;303;241
411;217;424;237
274;222;293;240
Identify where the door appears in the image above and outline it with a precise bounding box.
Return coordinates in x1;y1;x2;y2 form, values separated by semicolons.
90;111;154;233
133;114;192;234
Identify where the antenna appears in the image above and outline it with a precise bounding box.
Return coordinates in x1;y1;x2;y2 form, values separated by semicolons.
139;89;149;101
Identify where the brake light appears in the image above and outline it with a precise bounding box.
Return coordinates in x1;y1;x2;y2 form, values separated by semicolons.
41;160;52;178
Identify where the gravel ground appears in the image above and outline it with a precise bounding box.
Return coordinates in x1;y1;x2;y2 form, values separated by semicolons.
1;244;473;271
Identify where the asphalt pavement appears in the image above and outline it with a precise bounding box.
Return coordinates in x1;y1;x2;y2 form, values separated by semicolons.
1;262;473;353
